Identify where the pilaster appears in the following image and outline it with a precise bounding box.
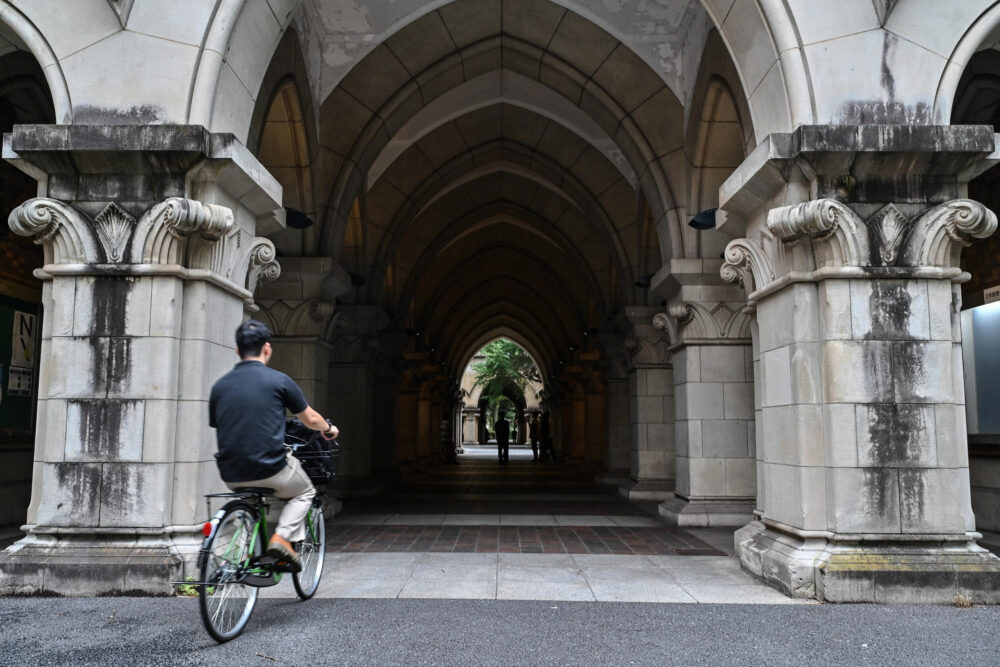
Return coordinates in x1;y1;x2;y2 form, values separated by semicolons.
617;306;675;501
656;283;756;527
721;125;1000;603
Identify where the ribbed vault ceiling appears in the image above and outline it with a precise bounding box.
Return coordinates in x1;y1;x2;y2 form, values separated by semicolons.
290;0;704;375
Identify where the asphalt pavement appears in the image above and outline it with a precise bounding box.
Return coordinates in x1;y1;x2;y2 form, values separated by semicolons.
1;596;999;666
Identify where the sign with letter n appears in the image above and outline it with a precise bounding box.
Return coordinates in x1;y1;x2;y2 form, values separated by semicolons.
11;311;35;369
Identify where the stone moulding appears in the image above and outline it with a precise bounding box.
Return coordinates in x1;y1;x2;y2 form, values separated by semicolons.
660;301;752;345
720;198;997;300
8;196;281;299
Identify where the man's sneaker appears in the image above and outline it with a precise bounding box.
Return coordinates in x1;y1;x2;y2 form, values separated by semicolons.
266;535;302;573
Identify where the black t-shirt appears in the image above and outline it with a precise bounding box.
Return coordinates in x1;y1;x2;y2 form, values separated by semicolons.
209;360;309;482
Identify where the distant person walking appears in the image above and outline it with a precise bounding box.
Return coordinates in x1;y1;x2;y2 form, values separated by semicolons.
529;413;540;462
495;414;510;464
539;411;555;462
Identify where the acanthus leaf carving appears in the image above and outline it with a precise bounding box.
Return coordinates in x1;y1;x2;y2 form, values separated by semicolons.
244;237;281;294
721;236;775;294
130;197;234;265
8;198;100;265
93;202;134;263
900;199;997;269
766;198;868;269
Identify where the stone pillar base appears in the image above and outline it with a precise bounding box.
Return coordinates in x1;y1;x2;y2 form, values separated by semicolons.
737;521;1000;603
659;494;754;527
0;530;194;596
618;479;674;501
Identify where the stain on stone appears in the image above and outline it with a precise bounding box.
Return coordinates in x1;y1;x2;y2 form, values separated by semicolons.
865;403;928;466
866;281;912;340
73;399;139;460
88;278;133;395
861;280;928;522
101;464;145;520
880;32;896;100
107;337;132;395
53;463;101;520
862;468;893;518
73;104;164;125
838;100;932;125
898;469;926;525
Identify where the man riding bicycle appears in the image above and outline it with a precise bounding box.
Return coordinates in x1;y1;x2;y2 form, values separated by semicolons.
209;320;338;572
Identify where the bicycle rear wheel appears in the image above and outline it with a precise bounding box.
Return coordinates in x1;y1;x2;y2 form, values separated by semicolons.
199;502;261;642
292;498;326;599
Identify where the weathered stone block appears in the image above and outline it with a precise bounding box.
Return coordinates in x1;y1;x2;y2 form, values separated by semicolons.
110;336;180;399
65;399;144;462
688;457;727;496
700;345;747;383
702;419;749;458
828;467;901;533
891;341;954;404
35;463;102;527
854;403;937;468
818;279;852;340
934;403;969;468
73;276;152;337
679;382;725;420
99;463;170;528
899;468;976;534
723;382;754;419
822;340;893;403
173;399;214;463
823;403;858;467
726;457;757;497
36;399;68;463
148;276;184;338
42;336;107;399
850;279;930;341
142;399;177;463
760;347;792;407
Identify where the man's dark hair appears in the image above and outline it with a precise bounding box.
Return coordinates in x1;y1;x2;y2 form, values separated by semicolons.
236;320;272;359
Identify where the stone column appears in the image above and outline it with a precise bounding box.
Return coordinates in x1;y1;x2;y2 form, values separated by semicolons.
657;288;756;527
617;306;675;501
598;336;631;484
720;125;1000;603
255;257;342;414
324;305;386;496
0;125;281;595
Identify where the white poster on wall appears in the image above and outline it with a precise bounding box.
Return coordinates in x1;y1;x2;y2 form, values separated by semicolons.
8;367;32;396
11;311;35;369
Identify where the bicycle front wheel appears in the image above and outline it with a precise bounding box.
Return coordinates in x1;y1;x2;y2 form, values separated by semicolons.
292;498;326;600
198;502;261;642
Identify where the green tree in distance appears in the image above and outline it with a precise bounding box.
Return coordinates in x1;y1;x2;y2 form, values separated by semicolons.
472;338;541;431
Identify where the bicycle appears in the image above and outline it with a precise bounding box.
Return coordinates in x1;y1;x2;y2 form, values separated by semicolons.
193;432;336;642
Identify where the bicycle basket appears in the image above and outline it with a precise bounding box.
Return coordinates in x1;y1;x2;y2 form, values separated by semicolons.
285;420;340;484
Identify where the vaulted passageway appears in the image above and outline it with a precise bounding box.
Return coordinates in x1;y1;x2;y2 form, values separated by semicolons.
253;0;751;499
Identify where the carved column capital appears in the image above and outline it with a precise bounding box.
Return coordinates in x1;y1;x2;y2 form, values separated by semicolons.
8;195;278;300
721;197;997;297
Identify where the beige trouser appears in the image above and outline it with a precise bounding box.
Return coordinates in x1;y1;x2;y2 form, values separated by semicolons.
227;453;316;542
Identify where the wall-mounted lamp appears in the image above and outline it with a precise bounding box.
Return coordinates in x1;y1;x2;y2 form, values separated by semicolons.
688;208;717;231
285;207;314;229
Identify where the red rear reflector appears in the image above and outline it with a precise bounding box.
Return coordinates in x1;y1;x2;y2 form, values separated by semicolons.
203;522;213;537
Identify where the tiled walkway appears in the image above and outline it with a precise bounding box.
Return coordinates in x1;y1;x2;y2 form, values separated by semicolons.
269;451;811;604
